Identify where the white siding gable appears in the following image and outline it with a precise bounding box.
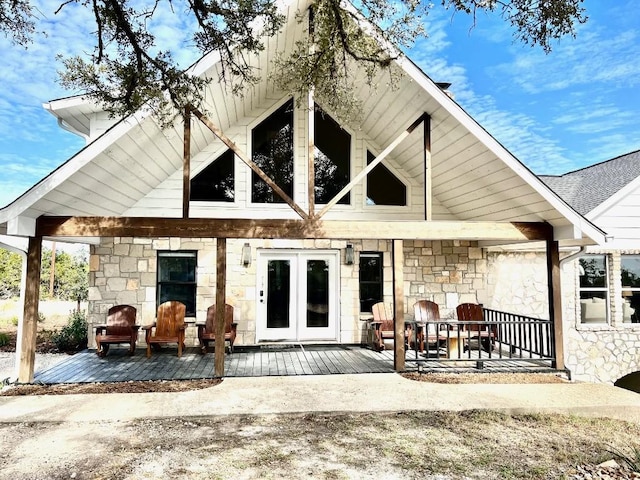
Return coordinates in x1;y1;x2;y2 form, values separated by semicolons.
589;180;640;248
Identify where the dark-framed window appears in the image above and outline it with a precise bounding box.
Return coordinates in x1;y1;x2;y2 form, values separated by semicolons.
252;99;294;203
359;252;383;313
578;255;609;324
314;105;351;204
366;150;406;206
190;149;235;202
622;254;640;323
157;251;197;316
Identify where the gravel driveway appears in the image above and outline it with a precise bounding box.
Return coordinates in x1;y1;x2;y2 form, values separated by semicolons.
0;353;66;383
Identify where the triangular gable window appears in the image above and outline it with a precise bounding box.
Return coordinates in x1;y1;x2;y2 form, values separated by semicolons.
252;99;294;203
314;105;351;205
366;150;406;206
191;149;235;202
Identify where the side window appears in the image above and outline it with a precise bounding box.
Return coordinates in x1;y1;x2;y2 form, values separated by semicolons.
578;255;609;324
366;151;407;206
190;149;235;202
314;105;351;204
359;252;383;313
252;99;294;203
621;255;640;324
157;251;197;316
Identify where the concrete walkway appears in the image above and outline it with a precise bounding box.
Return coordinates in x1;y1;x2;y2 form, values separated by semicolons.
2;373;640;424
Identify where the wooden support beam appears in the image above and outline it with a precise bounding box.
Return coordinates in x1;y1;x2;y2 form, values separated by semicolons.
546;235;564;370
214;238;226;377
316;113;428;219
190;106;309;220
37;216;552;242
392;239;405;371
17;236;42;383
424;114;432;221
183;106;191;219
308;91;316;218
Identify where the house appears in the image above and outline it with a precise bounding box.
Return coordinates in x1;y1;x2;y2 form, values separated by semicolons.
0;0;607;383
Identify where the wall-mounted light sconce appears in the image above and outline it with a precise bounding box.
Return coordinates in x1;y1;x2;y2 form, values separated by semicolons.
345;243;354;265
242;242;251;266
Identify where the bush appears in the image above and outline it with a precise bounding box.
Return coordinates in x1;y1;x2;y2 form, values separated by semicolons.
11;316;18;326
52;310;88;352
0;332;9;347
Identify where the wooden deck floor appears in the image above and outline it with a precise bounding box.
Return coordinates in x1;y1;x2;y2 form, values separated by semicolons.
33;344;558;384
34;345;397;383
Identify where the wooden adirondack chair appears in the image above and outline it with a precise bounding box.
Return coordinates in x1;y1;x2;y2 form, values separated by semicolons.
143;301;187;357
456;303;496;351
413;300;443;352
371;302;411;352
95;304;139;357
198;304;237;354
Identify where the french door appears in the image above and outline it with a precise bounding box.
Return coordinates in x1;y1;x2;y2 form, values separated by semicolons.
256;250;339;341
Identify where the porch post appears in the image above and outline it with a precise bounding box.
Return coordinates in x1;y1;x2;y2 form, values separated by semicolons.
392;239;405;371
214;238;227;377
17;236;42;383
546;236;564;370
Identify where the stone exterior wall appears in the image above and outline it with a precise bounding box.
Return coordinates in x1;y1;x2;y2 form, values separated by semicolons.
88;237;233;348
563;250;640;385
88;237;361;348
485;251;550;318
88;237;490;349
402;240;487;318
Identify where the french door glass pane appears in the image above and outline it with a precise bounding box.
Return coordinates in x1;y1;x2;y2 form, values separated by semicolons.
306;260;329;328
267;260;290;329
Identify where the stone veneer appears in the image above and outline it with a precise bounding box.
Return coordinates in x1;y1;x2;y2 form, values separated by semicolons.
402;240;487;317
563;250;640;385
88;237;489;350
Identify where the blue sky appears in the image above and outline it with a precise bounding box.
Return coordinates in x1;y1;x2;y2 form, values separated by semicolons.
0;0;638;209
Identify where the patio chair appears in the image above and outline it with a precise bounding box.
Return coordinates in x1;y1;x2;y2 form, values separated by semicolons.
95;304;139;357
198;304;237;354
371;302;411;352
143;301;187;358
456;303;496;352
413;300;444;353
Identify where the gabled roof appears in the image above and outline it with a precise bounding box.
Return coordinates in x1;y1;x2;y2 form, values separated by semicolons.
0;0;607;246
540;149;640;215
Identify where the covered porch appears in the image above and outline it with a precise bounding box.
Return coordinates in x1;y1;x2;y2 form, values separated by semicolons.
33;306;560;383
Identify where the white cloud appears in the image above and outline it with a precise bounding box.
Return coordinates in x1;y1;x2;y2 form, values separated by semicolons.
493;22;640;95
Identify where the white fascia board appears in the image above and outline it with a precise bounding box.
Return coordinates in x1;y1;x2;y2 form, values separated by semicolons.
0;234;28;254
44;94;94;111
395;56;607;246
43;95;102;140
0;108;151;224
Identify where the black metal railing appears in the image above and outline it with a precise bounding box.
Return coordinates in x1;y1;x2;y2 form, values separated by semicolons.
406;309;554;367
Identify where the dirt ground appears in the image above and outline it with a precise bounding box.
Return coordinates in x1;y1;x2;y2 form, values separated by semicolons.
1;406;640;479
